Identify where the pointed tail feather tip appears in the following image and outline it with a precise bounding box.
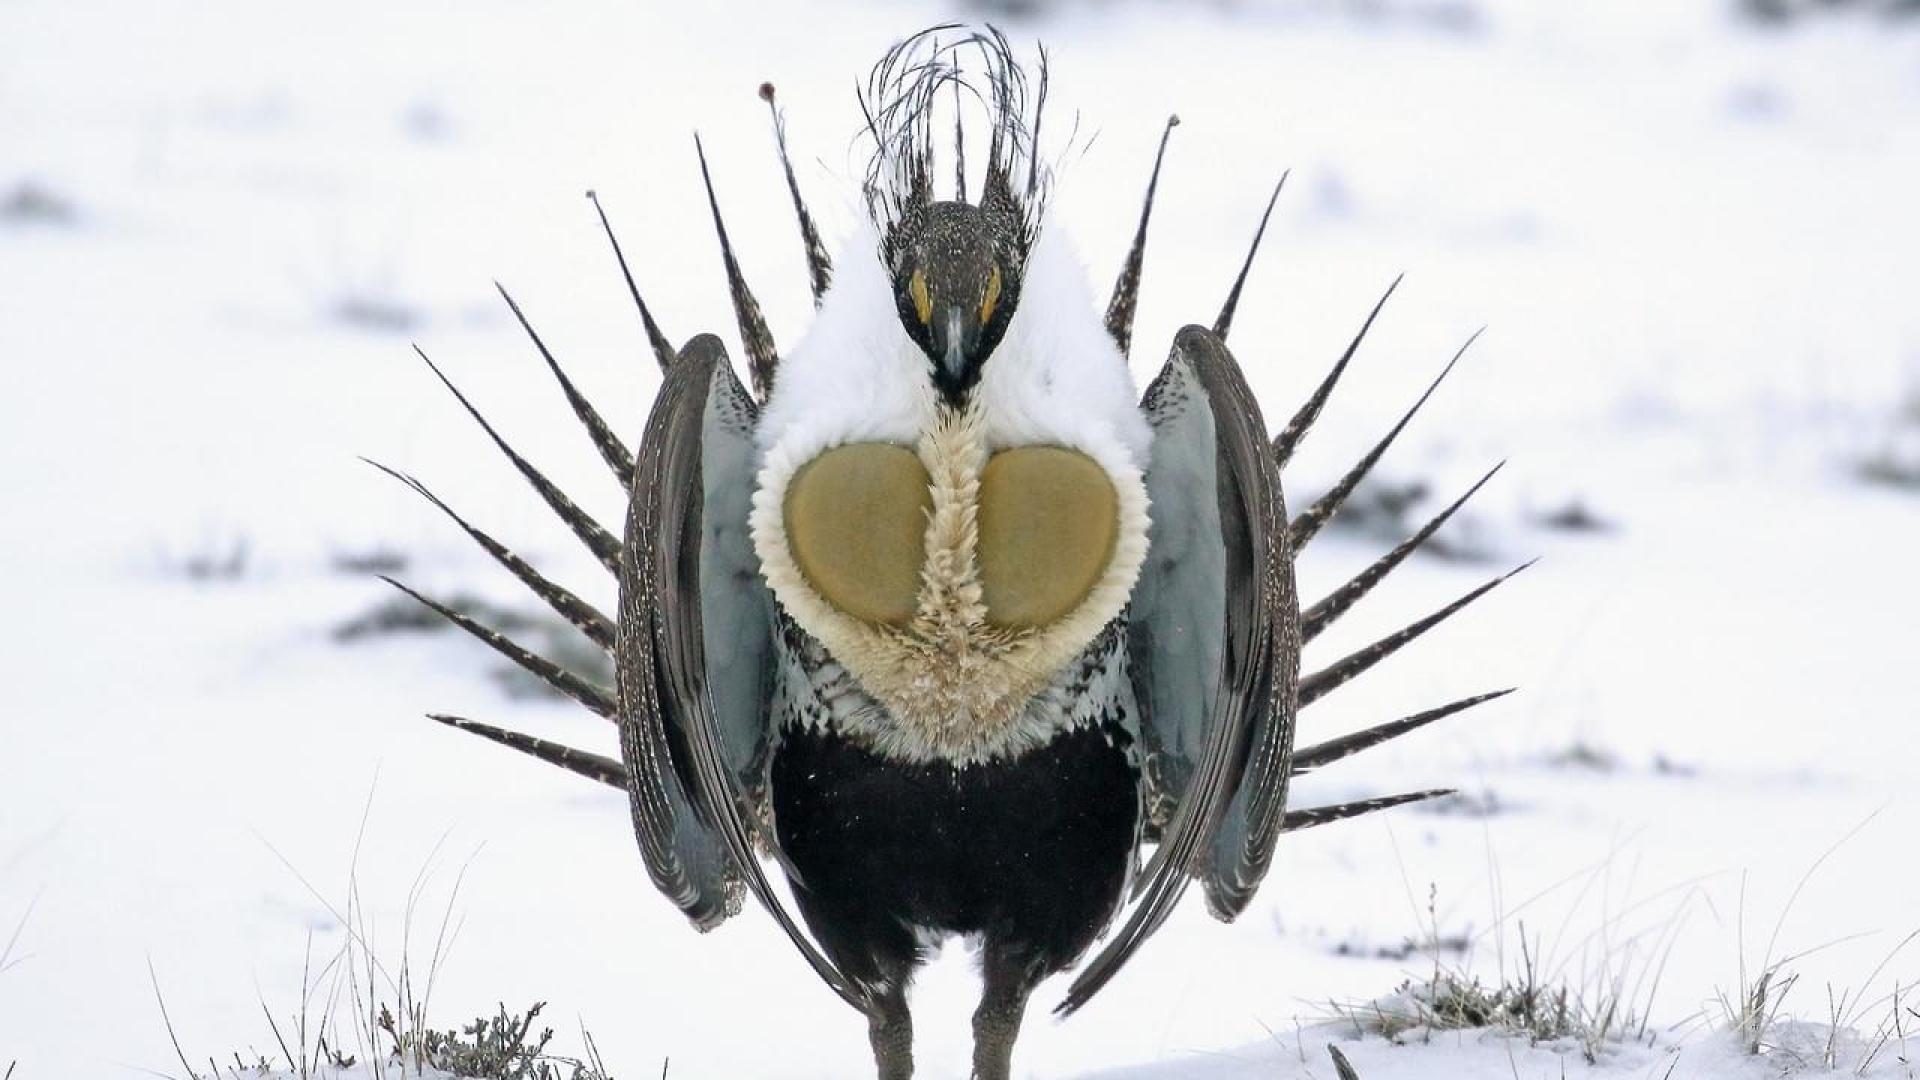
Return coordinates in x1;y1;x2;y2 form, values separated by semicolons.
1300;560;1532;709
362;458;615;652
1102;114;1178;357
584;190;677;371
760;81;833;304
410;344;623;576
1287;326;1479;552
1212;171;1287;340
1271;274;1402;469
1280;789;1454;833
1291;688;1517;774
493;280;636;487
1299;460;1506;642
378;576;616;720
694;132;780;402
426;713;628;789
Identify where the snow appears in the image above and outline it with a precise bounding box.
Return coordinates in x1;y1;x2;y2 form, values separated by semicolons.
3;0;1918;1077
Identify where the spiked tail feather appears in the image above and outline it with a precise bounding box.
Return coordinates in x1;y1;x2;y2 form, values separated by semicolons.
1281;789;1453;833
412;345;623;577
1213;174;1287;340
1300;560;1535;709
1103;115;1178;357
380;576;616;719
694;133;781;402
1291;689;1515;775
361;459;615;652
430;714;627;789
759;83;833;305
1271;276;1401;469
494;282;635;488
1287;328;1482;553
1301;462;1505;642
584;190;676;372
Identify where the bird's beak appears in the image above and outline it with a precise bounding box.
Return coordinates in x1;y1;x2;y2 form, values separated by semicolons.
941;305;970;383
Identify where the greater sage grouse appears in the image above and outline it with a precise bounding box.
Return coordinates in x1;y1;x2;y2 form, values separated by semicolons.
377;26;1521;1080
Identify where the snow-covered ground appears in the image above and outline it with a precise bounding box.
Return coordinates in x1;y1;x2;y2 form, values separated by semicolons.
3;1;1918;1077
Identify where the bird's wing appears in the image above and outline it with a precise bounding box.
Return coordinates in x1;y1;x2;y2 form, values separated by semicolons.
1059;324;1300;1015
618;334;872;1012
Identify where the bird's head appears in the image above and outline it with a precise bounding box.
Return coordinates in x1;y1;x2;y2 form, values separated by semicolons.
888;201;1024;406
861;26;1047;408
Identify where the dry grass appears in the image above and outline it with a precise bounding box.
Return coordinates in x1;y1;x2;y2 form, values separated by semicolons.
147;789;624;1079
1326;839;1699;1068
1713;812;1920;1075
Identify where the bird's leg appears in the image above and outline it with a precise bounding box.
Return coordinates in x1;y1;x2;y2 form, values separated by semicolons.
866;982;915;1080
970;946;1041;1080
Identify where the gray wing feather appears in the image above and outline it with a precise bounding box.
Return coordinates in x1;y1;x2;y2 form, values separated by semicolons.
1060;325;1299;1015
697;357;775;780
617;335;871;1013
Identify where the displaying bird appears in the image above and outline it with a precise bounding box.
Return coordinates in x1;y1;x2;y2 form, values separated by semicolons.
374;26;1523;1080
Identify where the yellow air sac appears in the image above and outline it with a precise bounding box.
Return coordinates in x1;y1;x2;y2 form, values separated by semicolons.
784;444;933;627
976;447;1119;630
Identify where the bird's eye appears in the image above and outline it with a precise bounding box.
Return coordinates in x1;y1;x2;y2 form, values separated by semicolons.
909;269;932;325
980;265;1003;324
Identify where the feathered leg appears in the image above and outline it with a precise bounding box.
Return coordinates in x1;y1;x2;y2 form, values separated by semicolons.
970;946;1040;1080
867;984;915;1080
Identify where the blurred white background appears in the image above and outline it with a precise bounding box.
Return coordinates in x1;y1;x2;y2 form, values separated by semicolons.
2;1;1917;1077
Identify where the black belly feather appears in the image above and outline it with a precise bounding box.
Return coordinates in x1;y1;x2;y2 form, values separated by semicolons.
771;721;1140;987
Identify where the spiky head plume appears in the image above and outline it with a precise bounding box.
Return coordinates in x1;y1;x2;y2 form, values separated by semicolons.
859;25;1051;272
